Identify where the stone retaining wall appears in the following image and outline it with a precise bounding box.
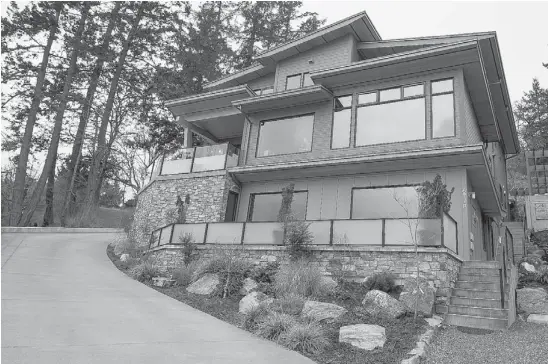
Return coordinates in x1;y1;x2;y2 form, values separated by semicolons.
132;171;239;245
149;245;462;313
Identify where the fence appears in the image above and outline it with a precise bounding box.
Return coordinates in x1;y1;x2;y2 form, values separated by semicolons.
156;143;239;176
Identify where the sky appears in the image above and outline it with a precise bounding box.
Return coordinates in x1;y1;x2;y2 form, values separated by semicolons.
301;1;548;102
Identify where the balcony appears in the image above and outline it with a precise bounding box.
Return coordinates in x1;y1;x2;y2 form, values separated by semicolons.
149;212;458;255
157;143;239;176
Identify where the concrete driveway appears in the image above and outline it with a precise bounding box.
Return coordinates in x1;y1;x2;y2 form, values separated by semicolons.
1;232;314;364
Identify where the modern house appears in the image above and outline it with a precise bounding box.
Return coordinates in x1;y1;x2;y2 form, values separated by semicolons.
133;11;520;328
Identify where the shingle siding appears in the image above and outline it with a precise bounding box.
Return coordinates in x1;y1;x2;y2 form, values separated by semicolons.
461;76;482;144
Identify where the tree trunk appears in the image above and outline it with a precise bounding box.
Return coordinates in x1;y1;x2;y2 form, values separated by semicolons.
19;3;90;227
9;5;62;226
85;4;145;209
60;2;121;226
42;155;57;226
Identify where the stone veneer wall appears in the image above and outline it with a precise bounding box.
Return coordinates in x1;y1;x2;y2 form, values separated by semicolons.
132;171;239;245
149;245;462;313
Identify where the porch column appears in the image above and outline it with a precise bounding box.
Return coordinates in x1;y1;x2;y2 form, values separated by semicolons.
183;127;192;148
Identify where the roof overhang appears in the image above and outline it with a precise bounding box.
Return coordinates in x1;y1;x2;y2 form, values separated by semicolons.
203;64;272;91
311;38;519;154
232;85;333;114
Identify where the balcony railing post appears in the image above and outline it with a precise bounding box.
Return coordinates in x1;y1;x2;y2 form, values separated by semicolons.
241;222;246;245
169;224;175;245
440;214;445;248
329;220;334;245
499;267;505;309
381;219;386;246
189;147;197;173
224;143;229;170
203;223;209;244
159;154;165;176
158;228;163;247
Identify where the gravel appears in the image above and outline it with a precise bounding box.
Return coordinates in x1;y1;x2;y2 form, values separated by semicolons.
424;319;548;364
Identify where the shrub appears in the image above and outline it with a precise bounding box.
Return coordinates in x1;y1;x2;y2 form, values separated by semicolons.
173;260;201;287
279;321;329;355
257;313;297;340
242;303;270;331
274;259;328;298
519;256;543;267
249;262;280;284
198;248;251;298
129;260;160;282
363;272;397;293
536;265;548;284
285;220;314;260
271;294;305;315
179;233;197;264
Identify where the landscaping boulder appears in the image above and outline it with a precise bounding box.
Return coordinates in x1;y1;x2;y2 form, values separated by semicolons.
339;324;386;351
120;254;130;262
521;262;536;273
320;276;338;290
186;273;220;295
301;300;347;321
517;287;548;314
399;278;435;316
239;278;258;295
362;290;407;318
152;277;175;288
239;291;273;314
527;314;548;325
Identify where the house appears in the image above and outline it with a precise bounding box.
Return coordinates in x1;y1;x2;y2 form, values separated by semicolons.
133;11;519;328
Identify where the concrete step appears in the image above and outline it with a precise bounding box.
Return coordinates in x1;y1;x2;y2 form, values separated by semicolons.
450;296;507;309
458;274;500;283
455;280;501;291
452;288;505;300
463;261;500;269
448;305;508;319
460;267;501;276
445;314;507;330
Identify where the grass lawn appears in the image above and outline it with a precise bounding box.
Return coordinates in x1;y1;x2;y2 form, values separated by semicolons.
107;244;427;364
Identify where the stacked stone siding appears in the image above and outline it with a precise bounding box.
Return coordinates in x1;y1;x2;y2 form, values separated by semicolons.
132;171;240;245
150;245;461;312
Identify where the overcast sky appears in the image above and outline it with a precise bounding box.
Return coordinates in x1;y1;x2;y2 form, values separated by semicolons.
302;1;548;102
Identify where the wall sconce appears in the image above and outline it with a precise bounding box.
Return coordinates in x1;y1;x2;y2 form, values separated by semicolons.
468;192;476;199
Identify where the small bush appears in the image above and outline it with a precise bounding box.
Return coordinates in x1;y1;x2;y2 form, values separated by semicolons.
198;248;252;298
536;266;548;284
285;220;314;260
179;233;197;264
363;272;397;293
173;260;201;287
65;208;99;228
249;262;280;284
242;303;270;331
274;259;328;298
257;313;297;340
129;260;160;282
279;321;329;355
271;294;305;315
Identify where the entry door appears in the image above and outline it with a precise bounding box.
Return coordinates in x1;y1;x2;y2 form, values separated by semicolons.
471;204;485;260
225;191;239;222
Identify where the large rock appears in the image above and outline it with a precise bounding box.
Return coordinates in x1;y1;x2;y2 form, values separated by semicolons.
339;324;386;351
517;288;548;314
527;314;548;325
152;277;175;288
239;278;258;295
239;291;273;314
521;262;536;273
320;276;338;290
301;300;347;321
362;290;407;318
186;273;220;295
120;254;130;262
399;278;435;316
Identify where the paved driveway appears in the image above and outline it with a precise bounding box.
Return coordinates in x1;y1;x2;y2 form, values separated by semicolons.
1;232;314;364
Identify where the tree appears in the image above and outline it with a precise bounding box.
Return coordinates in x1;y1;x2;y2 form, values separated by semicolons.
514;79;548;150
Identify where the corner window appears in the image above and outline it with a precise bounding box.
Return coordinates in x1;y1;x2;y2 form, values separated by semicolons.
286;74;302;90
331;95;352;149
249;191;308;221
303;73;314;87
257;114;314;157
431;79;455;138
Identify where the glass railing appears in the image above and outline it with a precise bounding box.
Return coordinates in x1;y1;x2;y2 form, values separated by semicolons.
159;143;239;175
150;215;459;254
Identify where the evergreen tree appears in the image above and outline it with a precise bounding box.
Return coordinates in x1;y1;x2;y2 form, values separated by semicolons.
514;78;548;150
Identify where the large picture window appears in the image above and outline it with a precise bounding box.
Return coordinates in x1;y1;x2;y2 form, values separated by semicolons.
352;186;419;219
257;114;314;157
249;191;308;221
356;84;426;146
432;79;455;138
331;95;352;149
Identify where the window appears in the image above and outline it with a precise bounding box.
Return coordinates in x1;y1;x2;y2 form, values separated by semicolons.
249;191;308;221
356;83;426;146
286;74;302;90
352;186;419;219
303;73;314;87
257;114;314;157
332;95;352;149
253;87;274;96
432;79;455;138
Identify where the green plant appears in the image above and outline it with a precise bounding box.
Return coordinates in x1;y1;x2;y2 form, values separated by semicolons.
285;219;314;260
249;262;280;284
274;259;328;298
270;294;305;315
279;321;329;355
172;260;201;287
257;313;297;340
129;260;160;282
417;174;455;218
179;232;197;264
536;266;548;284
242;303;270;331
278;183;295;223
363;272;397;293
198;248;251;298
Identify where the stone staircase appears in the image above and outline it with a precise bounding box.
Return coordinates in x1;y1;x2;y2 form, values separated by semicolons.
445;261;509;330
504;221;526;261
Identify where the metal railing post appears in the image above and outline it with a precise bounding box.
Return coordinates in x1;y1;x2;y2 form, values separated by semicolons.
381;219;386;246
329;220;334;245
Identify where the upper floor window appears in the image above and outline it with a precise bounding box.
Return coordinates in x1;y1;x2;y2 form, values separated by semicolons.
253;87;274;96
332;95;352;149
257;114;314;157
431;79;455;138
285;72;314;90
356;84;426;146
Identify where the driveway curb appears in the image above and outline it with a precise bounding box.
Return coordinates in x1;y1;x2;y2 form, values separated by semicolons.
1;227;123;233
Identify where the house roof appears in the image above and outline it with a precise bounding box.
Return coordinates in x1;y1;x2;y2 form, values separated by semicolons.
203;10;381;90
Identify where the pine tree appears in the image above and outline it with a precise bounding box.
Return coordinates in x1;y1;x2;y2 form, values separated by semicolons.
514;78;548;150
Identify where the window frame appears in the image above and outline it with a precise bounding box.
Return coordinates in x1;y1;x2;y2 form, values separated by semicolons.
350;184;422;219
255;113;315;158
330;94;354;149
430;78;456;139
285;73;303;90
247;190;309;222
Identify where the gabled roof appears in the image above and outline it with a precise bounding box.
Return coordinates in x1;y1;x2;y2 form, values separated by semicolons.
204;10;380;91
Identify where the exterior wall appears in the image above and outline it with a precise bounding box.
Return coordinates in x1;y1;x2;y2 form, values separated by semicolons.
242;69;477;167
248;73;275;91
150;245;462;311
235;167;469;260
132;171;240;245
274;34;354;92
